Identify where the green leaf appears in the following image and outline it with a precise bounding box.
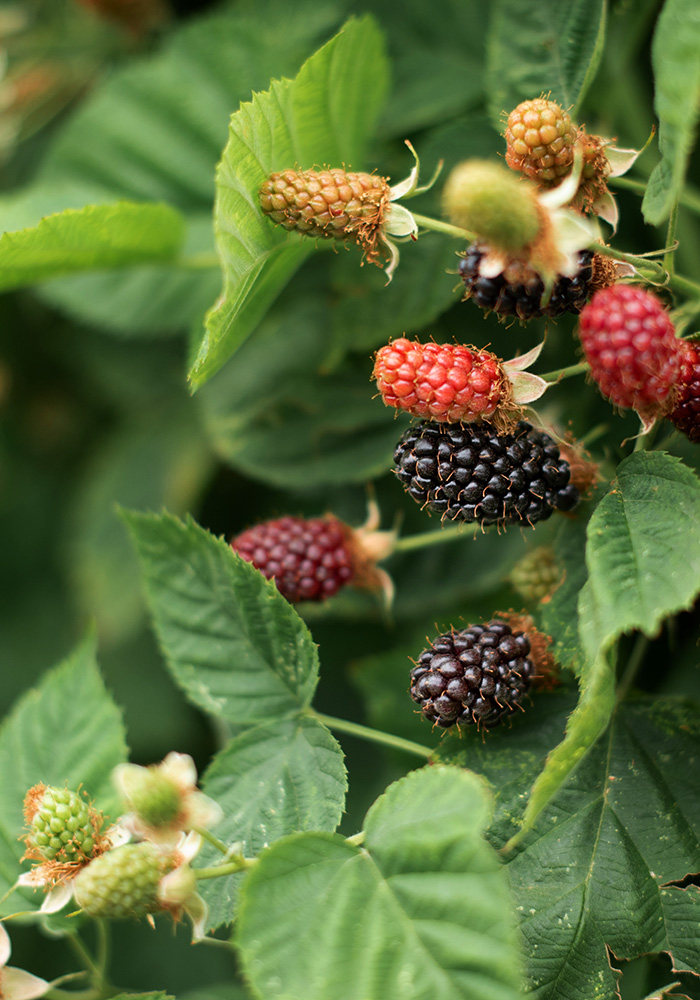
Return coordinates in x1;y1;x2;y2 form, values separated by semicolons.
501;699;700;1000
439;693;700;998
0;2;345;332
122;511;320;725
236;767;523;1000
189;15;390;389
67;401;214;642
0;202;183;292
642;0;700;224
198;715;347;929
486;0;607;127
0;633;128;913
514;453;700;842
580;452;700;651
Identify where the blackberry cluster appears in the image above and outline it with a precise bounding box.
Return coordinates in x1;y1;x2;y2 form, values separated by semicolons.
459;244;594;320
393;420;579;529
410;620;534;729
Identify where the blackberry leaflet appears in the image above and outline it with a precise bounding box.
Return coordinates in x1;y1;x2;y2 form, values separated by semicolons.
459;244;594;320
393;419;579;529
410;620;534;729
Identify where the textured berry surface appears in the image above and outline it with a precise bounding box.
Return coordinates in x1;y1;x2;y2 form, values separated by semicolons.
505;98;578;183
128;771;181;828
410;620;534;729
232;516;355;603
29;787;96;862
459;244;595;320
259;168;389;242
74;842;166;919
441;160;540;252
393;420;578;529
669;340;700;442
372;338;506;422
509;546;561;604
578;285;681;414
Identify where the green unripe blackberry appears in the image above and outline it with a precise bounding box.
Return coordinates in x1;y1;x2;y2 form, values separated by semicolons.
509;546;562;604
73;842;168;919
442;160;541;253
126;770;182;828
29;786;96;862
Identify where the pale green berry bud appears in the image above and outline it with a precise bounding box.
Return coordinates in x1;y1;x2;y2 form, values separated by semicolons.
74;842;170;919
442;160;541;252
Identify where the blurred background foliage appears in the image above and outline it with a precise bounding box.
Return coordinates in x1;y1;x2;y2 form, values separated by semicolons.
1;0;698;994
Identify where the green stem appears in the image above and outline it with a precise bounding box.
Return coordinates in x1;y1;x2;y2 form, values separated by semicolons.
611;174;700;217
664;201;679;275
95;920;109;985
195;858;256;880
65;934;101;981
393;523;479;553
310;710;433;759
411;211;475;242
540;361;589;382
192;827;231;856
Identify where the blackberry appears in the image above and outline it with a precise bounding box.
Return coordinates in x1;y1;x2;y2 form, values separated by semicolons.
410;620;534;729
393;419;579;529
669;340;700;442
26;785;98;863
73;842;168;920
459;243;596;320
232;515;355;603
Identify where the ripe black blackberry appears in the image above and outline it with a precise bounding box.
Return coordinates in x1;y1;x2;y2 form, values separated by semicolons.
458;243;597;320
410;620;534;729
393;419;579;529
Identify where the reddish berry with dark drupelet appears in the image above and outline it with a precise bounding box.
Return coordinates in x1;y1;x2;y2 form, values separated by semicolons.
668;340;700;443
578;285;682;424
372;338;507;423
409;619;534;729
232;516;356;603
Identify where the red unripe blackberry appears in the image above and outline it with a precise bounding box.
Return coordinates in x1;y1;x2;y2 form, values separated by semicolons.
410;620;534;729
372;338;507;423
668;340;700;443
578;285;681;420
393;420;579;529
504;98;578;183
232;516;355;603
459;244;604;321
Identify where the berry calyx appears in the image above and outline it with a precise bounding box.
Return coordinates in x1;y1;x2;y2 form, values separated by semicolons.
668;340;700;443
409;618;536;730
73;842;170;920
232;511;395;605
578;285;682;428
504;97;578;183
393;419;579;529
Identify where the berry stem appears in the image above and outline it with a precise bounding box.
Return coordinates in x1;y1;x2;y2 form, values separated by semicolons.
393;524;480;553
540;361;589;382
195;857;257;880
410;211;476;242
192;827;231;856
664;202;679;276
309;710;433;759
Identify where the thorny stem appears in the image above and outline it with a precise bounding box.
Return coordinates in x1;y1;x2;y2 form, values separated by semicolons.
393;523;480;553
309;710;434;759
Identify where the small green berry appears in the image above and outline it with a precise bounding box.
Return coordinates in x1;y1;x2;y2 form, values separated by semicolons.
73;843;170;920
442;160;541;253
28;786;96;862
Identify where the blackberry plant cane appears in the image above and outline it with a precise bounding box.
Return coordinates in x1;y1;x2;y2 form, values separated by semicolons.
1;4;700;1000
